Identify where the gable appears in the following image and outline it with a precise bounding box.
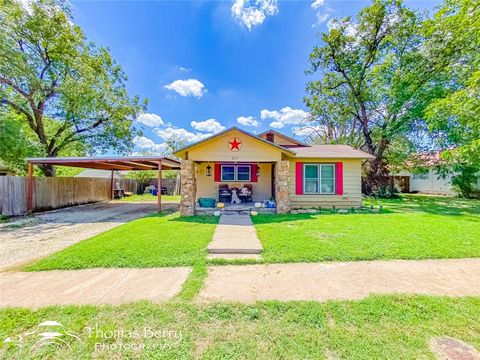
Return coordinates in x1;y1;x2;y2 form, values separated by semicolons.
175;128;291;162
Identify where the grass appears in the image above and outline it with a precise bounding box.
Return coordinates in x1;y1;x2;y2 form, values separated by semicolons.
25;194;480;271
253;194;480;263
6;195;480;358
25;212;217;271
1;295;479;359
119;194;180;202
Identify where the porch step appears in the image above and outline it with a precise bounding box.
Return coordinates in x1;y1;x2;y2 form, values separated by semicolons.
207;215;263;255
195;207;275;216
207;254;261;260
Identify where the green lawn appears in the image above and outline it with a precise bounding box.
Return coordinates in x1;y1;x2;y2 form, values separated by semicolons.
253;195;480;263
1;295;479;359
26;194;480;271
25;212;217;271
119;194;180;202
7;195;480;358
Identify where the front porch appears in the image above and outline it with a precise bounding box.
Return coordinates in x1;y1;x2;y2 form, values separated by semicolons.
195;202;277;216
180;159;291;216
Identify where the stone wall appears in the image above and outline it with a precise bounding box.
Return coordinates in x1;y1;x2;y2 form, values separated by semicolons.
275;160;291;213
180;160;196;216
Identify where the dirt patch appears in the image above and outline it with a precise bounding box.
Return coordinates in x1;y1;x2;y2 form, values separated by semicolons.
0;202;178;270
430;336;480;360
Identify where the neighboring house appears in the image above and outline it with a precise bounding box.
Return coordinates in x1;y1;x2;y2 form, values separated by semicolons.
173;127;374;215
394;169;456;195
392;151;480;195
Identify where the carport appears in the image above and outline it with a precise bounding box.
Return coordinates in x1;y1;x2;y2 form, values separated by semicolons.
26;156;181;212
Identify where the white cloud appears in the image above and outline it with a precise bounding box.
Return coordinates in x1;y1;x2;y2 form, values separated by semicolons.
231;0;278;31
311;0;330;26
155;127;212;143
191;119;225;133
237;116;259;127
133;136;167;153
164;79;206;98
311;0;325;9
260;106;309;129
136;113;164;127
176;66;191;73
315;12;329;24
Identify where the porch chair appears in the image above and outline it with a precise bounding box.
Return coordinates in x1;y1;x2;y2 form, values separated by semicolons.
218;184;231;203
238;184;253;203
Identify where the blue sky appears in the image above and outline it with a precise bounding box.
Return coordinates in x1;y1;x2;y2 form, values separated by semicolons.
71;0;439;154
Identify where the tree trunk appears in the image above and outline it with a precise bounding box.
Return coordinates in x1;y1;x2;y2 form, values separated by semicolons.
362;138;390;195
38;164;56;177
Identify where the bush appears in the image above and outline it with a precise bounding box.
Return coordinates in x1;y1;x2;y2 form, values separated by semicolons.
451;167;478;198
370;183;400;198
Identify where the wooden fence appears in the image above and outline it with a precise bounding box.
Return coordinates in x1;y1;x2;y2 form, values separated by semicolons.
0;176;142;216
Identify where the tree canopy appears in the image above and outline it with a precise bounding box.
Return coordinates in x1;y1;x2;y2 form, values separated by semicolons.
304;0;479;195
0;0;145;176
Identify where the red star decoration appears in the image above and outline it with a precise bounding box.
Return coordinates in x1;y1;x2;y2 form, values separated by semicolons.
228;137;242;151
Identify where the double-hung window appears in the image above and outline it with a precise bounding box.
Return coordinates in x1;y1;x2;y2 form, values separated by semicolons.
303;164;335;194
236;166;251;181
221;165;235;181
221;165;251;182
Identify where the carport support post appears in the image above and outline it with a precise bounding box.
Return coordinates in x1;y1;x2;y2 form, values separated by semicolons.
157;161;162;212
26;162;34;212
110;169;115;200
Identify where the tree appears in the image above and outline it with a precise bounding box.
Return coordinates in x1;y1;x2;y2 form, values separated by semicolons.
0;109;38;173
422;0;480;196
0;0;145;176
304;0;450;194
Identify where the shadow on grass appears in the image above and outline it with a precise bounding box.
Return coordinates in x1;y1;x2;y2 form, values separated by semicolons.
165;195;480;225
252;210;397;224
365;194;480;216
169;215;219;225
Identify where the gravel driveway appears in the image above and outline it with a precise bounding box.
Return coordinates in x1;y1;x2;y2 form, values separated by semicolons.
0;201;178;270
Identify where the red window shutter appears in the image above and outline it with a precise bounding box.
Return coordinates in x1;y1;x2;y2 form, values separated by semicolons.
251;164;258;182
295;162;303;195
336;162;343;195
214;163;221;182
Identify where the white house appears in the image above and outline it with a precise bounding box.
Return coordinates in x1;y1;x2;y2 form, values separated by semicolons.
394;151;479;195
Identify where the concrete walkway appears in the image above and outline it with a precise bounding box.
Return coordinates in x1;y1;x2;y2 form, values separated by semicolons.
197;258;480;303
0;267;190;308
207;215;262;260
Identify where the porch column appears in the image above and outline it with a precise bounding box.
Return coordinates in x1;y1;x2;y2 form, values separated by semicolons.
157;161;162;212
26;162;34;213
180;159;196;216
275;160;291;214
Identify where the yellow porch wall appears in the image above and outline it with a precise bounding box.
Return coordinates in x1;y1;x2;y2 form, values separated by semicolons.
186;130;283;162
286;157;363;208
196;162;273;201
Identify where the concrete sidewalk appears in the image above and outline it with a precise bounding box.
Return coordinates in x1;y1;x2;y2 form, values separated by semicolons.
0;267;190;308
197;258;480;303
207;215;262;260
